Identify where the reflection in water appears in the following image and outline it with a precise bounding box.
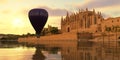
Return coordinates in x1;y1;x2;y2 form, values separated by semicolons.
61;41;97;60
0;41;61;60
60;40;120;60
32;45;61;60
0;47;35;60
30;39;120;60
0;38;120;60
32;46;45;60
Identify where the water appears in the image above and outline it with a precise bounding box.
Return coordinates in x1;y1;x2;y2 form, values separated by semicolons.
0;39;120;60
0;46;61;60
0;40;61;60
0;47;35;60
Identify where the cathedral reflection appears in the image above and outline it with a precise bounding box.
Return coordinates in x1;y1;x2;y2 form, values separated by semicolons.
61;40;120;60
32;40;120;60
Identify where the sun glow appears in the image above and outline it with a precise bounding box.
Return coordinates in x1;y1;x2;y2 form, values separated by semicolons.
12;18;24;28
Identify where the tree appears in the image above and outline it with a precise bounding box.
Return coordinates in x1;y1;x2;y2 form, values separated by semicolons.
50;27;59;34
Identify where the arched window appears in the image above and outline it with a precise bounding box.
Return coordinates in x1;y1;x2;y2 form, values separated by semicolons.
67;27;70;32
117;19;119;22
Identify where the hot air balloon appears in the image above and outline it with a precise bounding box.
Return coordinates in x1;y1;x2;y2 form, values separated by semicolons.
28;8;48;38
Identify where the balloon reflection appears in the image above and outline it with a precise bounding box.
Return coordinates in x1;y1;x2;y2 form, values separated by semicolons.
32;46;45;60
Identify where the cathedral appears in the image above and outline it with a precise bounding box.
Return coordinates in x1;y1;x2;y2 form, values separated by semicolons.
61;8;104;33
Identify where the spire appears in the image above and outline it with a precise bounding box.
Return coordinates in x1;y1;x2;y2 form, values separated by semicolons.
97;12;99;15
79;9;81;13
61;16;63;21
66;11;69;21
99;12;101;15
93;9;95;13
61;16;63;24
48;24;50;28
86;8;88;11
66;11;69;17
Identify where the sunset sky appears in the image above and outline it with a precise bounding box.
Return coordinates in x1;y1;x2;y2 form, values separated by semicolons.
0;0;120;35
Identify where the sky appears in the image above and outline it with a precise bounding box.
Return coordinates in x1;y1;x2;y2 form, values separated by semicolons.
0;0;120;35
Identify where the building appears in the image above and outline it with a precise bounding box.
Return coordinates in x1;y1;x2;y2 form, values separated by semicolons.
101;17;120;32
61;8;104;33
61;8;120;34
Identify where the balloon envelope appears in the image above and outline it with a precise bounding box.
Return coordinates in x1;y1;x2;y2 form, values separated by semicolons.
28;8;48;38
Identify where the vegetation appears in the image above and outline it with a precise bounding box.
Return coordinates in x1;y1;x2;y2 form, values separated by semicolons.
0;34;19;40
41;26;61;36
20;33;35;37
50;27;59;34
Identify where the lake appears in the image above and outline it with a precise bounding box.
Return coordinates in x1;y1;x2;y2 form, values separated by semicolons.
0;39;120;60
0;41;61;60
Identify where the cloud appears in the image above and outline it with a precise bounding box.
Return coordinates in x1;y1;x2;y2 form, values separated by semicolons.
36;6;69;16
102;13;111;19
73;0;120;18
76;0;120;9
20;6;70;17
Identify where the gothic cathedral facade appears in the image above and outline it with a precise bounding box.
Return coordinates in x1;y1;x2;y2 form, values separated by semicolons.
61;8;104;33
